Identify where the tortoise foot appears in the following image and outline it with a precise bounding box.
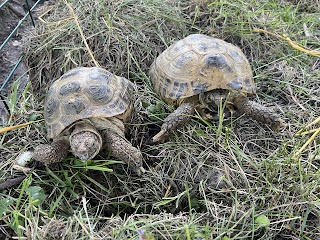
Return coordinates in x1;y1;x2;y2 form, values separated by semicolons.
33;138;69;165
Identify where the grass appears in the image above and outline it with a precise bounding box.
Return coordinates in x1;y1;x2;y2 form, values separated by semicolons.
1;0;320;239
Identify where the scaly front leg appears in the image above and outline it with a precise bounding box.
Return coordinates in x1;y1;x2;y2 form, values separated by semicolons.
33;137;70;164
153;101;196;142
103;129;145;175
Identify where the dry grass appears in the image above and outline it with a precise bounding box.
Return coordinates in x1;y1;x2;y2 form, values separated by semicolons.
1;0;319;239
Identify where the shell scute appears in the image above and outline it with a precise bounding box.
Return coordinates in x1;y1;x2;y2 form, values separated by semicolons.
59;81;80;96
86;84;112;102
63;97;87;115
227;80;243;90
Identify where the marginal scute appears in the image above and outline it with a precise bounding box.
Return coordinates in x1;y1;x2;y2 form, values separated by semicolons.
191;82;211;95
102;107;112;116
109;99;125;111
60;68;82;80
46;122;63;140
45;67;133;139
176;82;188;98
149;34;255;103
227;80;243;90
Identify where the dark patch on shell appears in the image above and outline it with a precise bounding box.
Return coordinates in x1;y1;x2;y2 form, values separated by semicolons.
63;98;86;115
86;85;112;102
245;79;251;86
45;98;59;118
227;80;243;90
176;57;187;67
161;78;172;97
191;81;210;95
59;81;80;96
109;99;125;112
174;51;196;67
102;107;112;116
162;86;167;97
120;90;131;103
167;81;188;98
205;54;229;69
244;79;254;92
158;82;164;98
176;82;188;98
169;81;179;98
119;78;133;102
209;42;222;49
198;43;209;52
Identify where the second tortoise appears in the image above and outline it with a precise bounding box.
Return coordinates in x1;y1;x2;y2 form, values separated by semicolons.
32;67;144;174
150;34;286;142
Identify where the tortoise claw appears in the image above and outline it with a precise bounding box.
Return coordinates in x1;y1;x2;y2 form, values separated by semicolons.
152;130;167;143
135;166;146;176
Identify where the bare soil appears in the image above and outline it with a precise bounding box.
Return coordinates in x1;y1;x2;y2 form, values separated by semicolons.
0;1;45;123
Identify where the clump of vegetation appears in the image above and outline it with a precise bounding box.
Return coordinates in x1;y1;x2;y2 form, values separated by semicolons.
24;0;193;94
1;0;319;239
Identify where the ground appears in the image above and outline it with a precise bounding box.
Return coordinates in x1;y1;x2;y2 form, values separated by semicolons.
0;0;319;239
0;0;46;124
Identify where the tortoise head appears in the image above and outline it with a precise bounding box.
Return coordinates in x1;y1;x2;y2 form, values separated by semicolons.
199;89;229;108
69;122;102;161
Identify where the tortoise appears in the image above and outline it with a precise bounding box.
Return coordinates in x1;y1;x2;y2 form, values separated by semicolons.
149;34;286;142
32;67;145;174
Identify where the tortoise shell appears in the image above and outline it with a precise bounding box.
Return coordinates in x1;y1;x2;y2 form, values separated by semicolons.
149;34;255;104
44;67;134;140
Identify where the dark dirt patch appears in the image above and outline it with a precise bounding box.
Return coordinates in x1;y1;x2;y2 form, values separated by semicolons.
0;1;47;124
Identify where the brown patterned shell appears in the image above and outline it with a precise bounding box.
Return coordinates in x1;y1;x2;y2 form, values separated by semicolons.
45;67;134;140
150;34;255;104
